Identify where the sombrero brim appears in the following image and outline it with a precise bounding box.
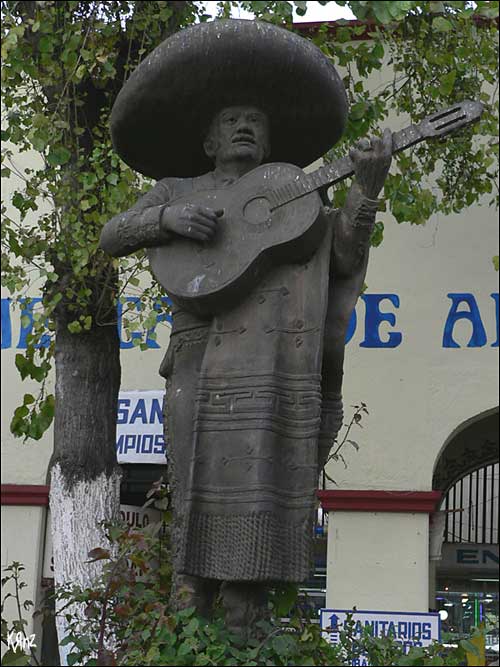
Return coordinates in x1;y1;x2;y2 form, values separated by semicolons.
110;19;348;180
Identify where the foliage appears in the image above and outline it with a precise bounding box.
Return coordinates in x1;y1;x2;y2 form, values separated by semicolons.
1;562;38;666
1;534;484;666
1;1;498;441
0;471;485;666
323;401;368;485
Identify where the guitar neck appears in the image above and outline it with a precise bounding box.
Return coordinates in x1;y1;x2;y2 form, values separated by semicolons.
317;122;424;189
267;99;483;210
268;123;424;209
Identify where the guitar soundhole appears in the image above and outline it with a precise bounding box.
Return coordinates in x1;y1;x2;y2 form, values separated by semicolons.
243;196;271;226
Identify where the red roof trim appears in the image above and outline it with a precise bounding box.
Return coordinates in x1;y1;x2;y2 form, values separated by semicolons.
1;484;50;506
318;489;442;513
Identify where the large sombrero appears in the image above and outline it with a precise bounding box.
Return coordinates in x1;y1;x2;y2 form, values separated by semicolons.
110;19;348;180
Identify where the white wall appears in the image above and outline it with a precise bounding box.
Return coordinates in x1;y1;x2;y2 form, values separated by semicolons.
326;512;429;611
329;204;498;492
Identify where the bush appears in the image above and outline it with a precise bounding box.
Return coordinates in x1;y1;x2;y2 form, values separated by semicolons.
1;479;484;665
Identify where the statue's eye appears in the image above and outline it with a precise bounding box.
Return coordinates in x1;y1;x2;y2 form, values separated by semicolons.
224;116;236;124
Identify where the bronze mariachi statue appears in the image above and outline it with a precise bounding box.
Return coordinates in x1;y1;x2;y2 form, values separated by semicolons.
100;18;393;634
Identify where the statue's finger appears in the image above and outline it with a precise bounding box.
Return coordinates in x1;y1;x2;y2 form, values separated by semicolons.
197;206;219;222
357;137;371;151
187;224;213;241
193;215;217;230
382;127;393;154
349;148;361;162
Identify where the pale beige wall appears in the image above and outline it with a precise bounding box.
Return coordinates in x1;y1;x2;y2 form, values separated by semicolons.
326;512;429;611
1;505;47;650
330;203;498;491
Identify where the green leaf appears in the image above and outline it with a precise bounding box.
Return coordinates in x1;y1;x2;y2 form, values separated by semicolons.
67;321;82;334
177;606;196;619
350;101;368;120
183;617;200;636
372;41;385;59
14;405;29;419
439;70;457;96
15;354;29;380
271;633;295;656
0;648;31;666
493;255;499;271
39;35;54;52
20;314;31;328
177;641;194;657
47;146;72;166
459;638;481;657
372;2;393;23
432;16;453;32
272;583;299;618
75;64;87;80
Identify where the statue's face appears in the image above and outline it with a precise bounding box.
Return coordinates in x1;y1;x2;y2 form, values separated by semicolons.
204;106;270;166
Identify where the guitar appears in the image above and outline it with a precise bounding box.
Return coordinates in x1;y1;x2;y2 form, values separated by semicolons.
147;100;483;315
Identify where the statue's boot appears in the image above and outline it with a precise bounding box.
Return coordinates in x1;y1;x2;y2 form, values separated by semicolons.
220;581;268;638
172;573;220;620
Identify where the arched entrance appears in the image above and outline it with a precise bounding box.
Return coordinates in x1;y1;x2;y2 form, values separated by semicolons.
432;408;499;658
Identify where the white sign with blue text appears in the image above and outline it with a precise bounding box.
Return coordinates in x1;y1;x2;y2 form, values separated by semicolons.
116;390;166;464
320;609;440;666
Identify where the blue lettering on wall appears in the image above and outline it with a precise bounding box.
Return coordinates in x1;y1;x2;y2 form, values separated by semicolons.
117;398;130;424
491;293;499;348
483;549;499;564
422;623;432;640
2;293;497;351
18;298;51;349
117;296;173;350
150;398;163;423
116;432;165;455
117;298;142;350
360;294;402;348
116;397;163;425
1;298;11;349
443;293;487;348
345;308;357;344
457;548;479;564
130;399;147;424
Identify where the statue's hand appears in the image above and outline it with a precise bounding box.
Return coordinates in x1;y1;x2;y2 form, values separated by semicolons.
160;204;223;242
349;128;392;199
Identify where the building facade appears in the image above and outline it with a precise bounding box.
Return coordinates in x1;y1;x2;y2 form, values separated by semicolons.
1;21;498;662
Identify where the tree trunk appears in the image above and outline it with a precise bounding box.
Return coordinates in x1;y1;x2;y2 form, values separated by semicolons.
49;309;121;664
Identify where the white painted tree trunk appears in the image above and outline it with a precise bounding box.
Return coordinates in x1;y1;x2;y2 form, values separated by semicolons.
50;464;121;666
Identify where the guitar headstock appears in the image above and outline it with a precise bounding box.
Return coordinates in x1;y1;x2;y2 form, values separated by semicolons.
418;100;484;139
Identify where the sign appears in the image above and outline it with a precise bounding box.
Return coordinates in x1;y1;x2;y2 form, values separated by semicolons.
116;390;166;464
120;504;161;530
438;543;499;574
320;609;440;666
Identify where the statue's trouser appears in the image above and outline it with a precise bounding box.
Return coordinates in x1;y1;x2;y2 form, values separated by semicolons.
163;325;271;634
161;255;364;629
172;573;268;635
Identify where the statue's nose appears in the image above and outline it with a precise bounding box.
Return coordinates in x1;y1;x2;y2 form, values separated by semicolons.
236;117;253;132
